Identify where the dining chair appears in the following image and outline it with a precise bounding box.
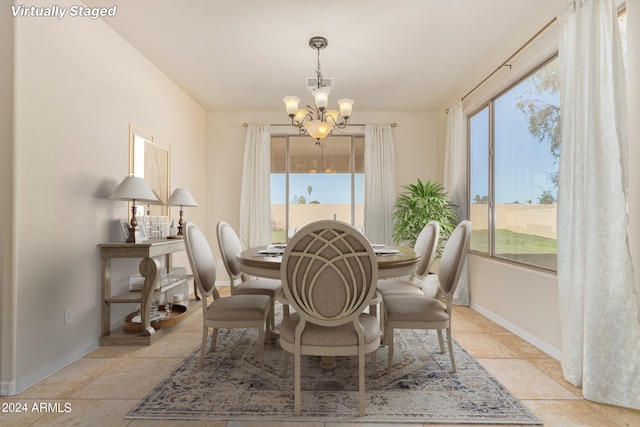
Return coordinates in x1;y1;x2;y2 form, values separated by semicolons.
376;221;439;343
183;221;271;370
216;221;281;332
279;220;380;416
377;220;440;297
383;220;471;373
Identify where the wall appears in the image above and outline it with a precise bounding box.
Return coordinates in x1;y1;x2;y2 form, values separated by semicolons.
0;5;16;395
436;0;639;359
205;110;436;278
7;0;205;393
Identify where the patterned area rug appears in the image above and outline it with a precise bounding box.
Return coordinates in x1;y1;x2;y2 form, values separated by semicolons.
127;316;541;424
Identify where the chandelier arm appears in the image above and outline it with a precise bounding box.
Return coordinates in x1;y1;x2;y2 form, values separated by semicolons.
325;114;349;129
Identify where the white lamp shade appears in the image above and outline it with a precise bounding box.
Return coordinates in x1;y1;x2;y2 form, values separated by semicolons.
167;188;198;207
283;96;300;116
109;176;158;202
312;86;330;110
337;98;354;118
303;120;333;141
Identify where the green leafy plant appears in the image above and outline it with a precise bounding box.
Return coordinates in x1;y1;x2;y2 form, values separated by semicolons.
392;179;458;254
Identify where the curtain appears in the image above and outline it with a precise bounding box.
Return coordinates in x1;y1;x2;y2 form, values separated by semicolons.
364;124;397;244
239;124;271;249
444;100;469;305
557;0;640;410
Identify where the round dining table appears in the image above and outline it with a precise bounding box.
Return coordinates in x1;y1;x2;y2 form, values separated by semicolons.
237;244;420;370
237;244;420;280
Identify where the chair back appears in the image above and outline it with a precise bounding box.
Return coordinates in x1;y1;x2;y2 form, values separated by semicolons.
413;220;440;278
216;221;244;282
438;220;471;298
281;220;378;328
184;221;220;300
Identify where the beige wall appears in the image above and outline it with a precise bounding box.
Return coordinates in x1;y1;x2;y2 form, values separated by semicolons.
0;5;16;396
4;0;206;393
205;110;438;278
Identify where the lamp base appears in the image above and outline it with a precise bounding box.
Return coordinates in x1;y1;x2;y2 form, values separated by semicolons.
166;235;184;239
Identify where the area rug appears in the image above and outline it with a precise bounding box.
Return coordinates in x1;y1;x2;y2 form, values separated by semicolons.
127;324;541;424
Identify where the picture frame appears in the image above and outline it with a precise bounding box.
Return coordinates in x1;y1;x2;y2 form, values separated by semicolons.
119;218;148;242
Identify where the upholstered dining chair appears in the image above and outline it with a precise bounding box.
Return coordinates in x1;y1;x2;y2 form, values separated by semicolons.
376;221;439;343
183;221;271;370
216;221;281;332
377;220;440;297
383;220;471;374
279;220;380;416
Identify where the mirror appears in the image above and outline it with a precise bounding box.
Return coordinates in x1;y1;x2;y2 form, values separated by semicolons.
129;124;171;218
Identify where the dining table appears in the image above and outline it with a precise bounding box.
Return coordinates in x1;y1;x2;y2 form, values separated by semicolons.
237;244;420;281
237;243;420;370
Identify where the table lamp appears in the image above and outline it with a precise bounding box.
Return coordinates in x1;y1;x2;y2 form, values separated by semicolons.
167;188;198;238
109;176;159;243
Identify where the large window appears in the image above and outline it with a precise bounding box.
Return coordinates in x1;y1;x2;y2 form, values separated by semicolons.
469;57;560;271
270;135;364;243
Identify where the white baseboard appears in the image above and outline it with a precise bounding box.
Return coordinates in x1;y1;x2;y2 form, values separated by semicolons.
469;302;562;361
1;380;16;396
11;340;99;396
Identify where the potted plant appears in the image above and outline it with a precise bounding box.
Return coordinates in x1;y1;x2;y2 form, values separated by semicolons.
391;179;458;254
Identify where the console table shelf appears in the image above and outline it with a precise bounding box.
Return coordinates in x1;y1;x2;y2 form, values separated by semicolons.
99;239;200;346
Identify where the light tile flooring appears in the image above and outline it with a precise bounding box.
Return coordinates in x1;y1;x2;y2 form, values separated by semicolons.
2;288;639;427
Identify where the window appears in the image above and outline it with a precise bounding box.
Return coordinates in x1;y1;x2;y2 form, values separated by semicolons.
270;135;364;243
469;57;560;271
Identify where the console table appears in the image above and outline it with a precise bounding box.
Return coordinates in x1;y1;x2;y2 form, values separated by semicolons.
99;239;200;346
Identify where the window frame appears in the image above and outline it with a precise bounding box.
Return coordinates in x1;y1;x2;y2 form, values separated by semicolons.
270;133;364;243
467;53;560;273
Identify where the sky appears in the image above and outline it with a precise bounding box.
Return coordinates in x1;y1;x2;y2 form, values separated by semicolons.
470;63;559;205
271;173;364;204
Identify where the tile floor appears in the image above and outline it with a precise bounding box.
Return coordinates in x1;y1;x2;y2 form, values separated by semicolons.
1;288;639;427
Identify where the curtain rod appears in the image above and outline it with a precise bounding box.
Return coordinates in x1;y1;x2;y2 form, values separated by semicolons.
243;123;397;128
447;16;558;112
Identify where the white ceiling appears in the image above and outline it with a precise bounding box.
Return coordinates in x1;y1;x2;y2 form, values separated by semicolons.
83;0;565;111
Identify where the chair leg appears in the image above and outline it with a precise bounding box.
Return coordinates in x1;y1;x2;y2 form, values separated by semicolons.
282;351;289;377
294;351;301;416
198;326;208;370
436;329;446;353
210;328;219;353
258;325;265;371
370;349;378;379
446;327;456;372
387;327;394;375
359;349;365;416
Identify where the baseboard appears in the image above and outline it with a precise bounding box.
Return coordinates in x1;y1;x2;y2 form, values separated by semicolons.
470;302;562;361
1;380;16;396
12;340;99;396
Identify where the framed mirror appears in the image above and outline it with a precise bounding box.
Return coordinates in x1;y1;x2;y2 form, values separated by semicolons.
129;124;171;219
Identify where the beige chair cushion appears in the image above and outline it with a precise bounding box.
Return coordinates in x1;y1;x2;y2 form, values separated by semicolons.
377;279;424;296
383;295;448;323
233;278;281;297
280;312;380;347
205;294;270;321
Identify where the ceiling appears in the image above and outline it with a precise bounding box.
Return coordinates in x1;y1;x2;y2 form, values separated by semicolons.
83;0;564;112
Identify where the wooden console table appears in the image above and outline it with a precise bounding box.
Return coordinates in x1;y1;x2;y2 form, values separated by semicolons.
99;239;200;346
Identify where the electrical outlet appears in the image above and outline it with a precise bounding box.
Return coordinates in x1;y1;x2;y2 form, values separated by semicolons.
217;260;223;268
64;307;74;325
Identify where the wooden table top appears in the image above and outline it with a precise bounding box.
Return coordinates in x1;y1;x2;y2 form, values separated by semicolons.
237;245;420;279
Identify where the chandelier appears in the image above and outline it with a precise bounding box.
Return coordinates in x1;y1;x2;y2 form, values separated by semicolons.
283;36;354;144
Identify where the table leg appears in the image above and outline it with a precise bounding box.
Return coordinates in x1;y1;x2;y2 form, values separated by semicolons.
139;257;161;336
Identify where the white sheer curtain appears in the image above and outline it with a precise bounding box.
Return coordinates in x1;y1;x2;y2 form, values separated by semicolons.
444;100;469;305
239;124;272;249
558;0;640;410
364;124;396;244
